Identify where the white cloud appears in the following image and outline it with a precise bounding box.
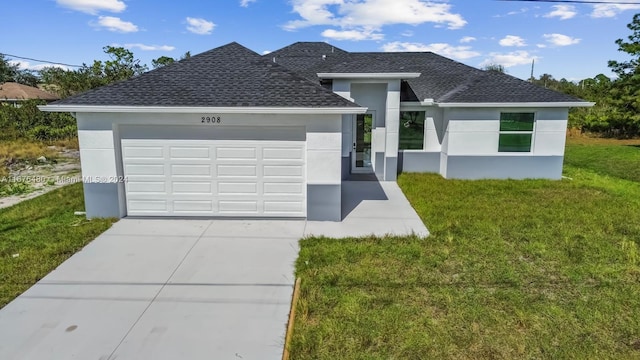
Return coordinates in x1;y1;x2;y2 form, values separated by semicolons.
480;51;538;68
543;33;581;46
494;7;528;18
9;60;72;71
591;1;640;18
508;8;528;16
56;0;125;14
382;41;481;60
283;0;467;39
401;30;414;37
544;5;577;20
460;36;476;43
240;0;256;7
322;28;384;41
94;16;138;32
262;50;272;55
499;35;526;47
124;43;175;51
186;17;215;35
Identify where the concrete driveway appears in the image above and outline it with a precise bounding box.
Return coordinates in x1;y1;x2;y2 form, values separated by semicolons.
0;181;428;360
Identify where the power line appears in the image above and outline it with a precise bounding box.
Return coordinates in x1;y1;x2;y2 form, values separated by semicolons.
0;52;82;68
498;0;640;4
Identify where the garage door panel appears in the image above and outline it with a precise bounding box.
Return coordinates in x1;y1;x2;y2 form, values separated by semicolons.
127;181;166;193
264;201;305;214
172;182;212;194
217;165;257;177
218;182;258;195
121;129;306;217
171;164;212;176
263;165;303;177
123;146;164;159
216;147;257;160
128;200;167;212
263;147;304;160
173;200;214;212
218;201;258;213
170;147;211;159
126;164;165;176
264;182;303;195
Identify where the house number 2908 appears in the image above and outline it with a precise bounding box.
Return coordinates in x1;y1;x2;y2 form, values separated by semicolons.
201;116;222;124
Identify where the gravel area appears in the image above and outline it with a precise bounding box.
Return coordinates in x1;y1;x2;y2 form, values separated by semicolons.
0;148;81;210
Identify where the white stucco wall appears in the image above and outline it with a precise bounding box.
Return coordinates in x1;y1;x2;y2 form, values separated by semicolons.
443;108;569;156
76;112;344;219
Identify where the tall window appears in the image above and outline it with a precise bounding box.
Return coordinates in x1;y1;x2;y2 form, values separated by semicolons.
499;112;534;152
399;111;425;150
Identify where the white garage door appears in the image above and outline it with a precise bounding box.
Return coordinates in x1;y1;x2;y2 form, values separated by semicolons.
120;126;306;217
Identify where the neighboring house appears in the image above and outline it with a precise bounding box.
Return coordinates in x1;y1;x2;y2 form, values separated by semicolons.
0;82;59;105
41;42;593;221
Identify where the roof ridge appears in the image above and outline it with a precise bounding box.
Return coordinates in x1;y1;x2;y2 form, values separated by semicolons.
50;42;361;108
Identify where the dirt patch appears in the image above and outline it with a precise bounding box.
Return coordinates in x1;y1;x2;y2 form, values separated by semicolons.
0;147;82;210
566;131;640;146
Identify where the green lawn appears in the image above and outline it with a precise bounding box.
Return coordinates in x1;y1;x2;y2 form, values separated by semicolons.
291;139;640;359
0;183;116;308
565;138;640;183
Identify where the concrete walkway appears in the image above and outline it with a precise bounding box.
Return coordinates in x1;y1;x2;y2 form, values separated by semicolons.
0;181;428;360
306;181;429;238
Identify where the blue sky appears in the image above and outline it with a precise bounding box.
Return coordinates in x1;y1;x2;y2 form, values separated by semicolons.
3;0;640;80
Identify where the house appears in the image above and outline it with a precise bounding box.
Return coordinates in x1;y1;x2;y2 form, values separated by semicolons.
0;82;59;105
40;42;593;221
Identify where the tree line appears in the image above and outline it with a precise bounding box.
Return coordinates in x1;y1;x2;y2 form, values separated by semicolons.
0;47;189;142
4;15;640;138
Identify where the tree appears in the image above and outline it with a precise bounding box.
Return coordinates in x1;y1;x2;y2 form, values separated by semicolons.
151;56;175;69
102;46;148;83
0;54;19;83
40;46;148;98
13;70;39;87
0;54;40;86
605;13;640;137
609;13;640;78
483;63;506;73
151;51;192;69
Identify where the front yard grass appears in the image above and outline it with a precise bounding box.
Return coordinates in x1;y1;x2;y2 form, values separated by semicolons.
291;140;640;359
0;183;116;308
565;136;640;183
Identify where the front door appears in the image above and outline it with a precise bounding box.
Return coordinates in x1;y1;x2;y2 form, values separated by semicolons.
352;112;373;173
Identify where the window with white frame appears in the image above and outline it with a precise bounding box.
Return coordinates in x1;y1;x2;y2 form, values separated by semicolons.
499;112;535;152
399;111;425;150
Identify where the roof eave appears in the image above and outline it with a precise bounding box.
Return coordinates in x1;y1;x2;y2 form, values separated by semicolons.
38;105;367;114
317;72;421;79
437;102;595;108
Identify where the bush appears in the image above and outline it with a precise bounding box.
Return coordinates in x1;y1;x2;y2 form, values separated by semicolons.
28;125;77;141
0;100;76;141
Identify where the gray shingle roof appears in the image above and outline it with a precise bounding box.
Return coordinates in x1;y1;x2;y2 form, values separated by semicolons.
267;42;587;104
52;42;359;108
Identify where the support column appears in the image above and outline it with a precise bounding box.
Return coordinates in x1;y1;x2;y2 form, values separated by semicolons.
384;80;400;181
306;117;343;221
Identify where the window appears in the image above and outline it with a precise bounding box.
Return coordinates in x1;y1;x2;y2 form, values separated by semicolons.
399;111;425;150
499;112;534;152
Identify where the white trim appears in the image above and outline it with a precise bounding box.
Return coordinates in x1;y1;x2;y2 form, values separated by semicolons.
400;101;435;109
38;105;368;114
317;72;421;79
437;102;594;108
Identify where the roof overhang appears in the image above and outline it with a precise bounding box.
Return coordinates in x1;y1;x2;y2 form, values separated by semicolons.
317;72;421;79
437;102;595;108
38;105;368;114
